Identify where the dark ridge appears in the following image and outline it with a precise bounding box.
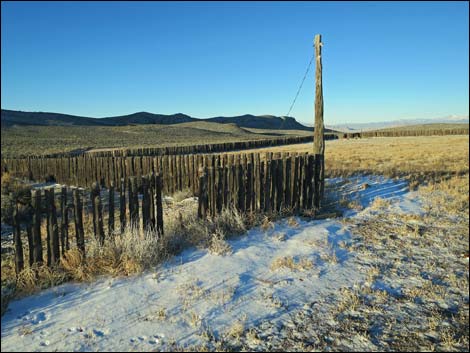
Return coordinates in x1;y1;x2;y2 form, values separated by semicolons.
1;109;311;131
101;112;196;125
1;109;111;127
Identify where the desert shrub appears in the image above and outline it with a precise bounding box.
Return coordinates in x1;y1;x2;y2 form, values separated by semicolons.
172;188;193;202
214;207;246;236
1;172;32;224
270;256;313;271
84;225;163;277
208;228;232;256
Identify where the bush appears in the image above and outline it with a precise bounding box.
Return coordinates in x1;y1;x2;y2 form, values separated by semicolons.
1;172;32;225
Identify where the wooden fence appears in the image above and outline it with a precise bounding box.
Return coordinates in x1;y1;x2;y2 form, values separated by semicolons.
10;152;323;275
3;151;316;197
10;173;164;274
81;135;323;157
9;135;334;158
197;152;322;218
341;127;469;139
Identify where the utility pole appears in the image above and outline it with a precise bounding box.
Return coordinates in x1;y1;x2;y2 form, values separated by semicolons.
313;34;325;207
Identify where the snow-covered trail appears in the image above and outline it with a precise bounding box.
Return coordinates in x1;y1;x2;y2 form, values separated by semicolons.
1;176;416;352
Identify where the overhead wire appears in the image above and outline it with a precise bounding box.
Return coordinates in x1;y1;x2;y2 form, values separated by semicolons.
285;54;314;117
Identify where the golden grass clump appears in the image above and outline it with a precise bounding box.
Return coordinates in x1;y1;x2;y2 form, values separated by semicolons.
84;225;161;277
60;249;92;282
261;216;274;231
15;264;68;296
171;188;193;203
224;314;248;340
370;197;391;210
208;228;233;256
270;256;313;272
287;216;299;227
419;175;469;216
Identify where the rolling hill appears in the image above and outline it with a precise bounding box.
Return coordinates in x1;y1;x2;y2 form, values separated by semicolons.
0;109;112;127
1;109;310;131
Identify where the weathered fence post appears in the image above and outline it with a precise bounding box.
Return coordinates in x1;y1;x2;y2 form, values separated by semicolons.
149;174;156;229
31;189;43;264
226;163;232;208
91;182;105;245
131;177;140;228
155;173;164;237
293;156;300;211
12;198;24;275
142;176;150;230
254;154;261;211
237;164;245;213
216;167;223;214
276;158;283;212
60;187;69;255
270;158;277;212
208;167;216;217
313;34;325;208
73;188;85;254
120;178;126;233
307;155;315;209
245;160;253;212
127;177;134;228
285;156;292;209
259;160;265;211
25;218;34;267
46;188;60;266
108;181;115;237
198;167;208;219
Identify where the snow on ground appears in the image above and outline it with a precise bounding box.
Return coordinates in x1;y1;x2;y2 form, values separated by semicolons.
1;176;415;352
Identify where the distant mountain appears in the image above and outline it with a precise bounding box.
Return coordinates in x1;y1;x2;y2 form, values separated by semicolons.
327;115;469;132
101;112;196;125
0;109;112;127
1;109;310;131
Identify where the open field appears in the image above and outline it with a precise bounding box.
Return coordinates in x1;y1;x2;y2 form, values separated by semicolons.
1;173;468;351
1;134;469;351
0;123;294;158
367;123;469;133
215;135;469;179
3;121;467;158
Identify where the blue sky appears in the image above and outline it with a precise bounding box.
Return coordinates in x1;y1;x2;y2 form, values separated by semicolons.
1;1;469;125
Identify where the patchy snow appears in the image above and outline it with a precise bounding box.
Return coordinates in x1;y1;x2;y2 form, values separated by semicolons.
1;176;419;352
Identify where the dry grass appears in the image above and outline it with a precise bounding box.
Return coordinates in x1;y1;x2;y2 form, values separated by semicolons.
1;203;250;313
172;188;193;203
270;256;313;272
186;174;467;352
336;175;470;351
271;232;286;242
287;216;299;227
1;121;293;158
217;135;468;180
177;279;208;311
319;246;339;265
370;196;391;210
1;171;32;224
2;135;469;351
224;314;247;340
167;136;468;352
2;195;293;314
260;215;275;231
208;228;233;256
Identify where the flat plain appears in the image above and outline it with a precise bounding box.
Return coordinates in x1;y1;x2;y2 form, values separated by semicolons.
1;133;468;351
